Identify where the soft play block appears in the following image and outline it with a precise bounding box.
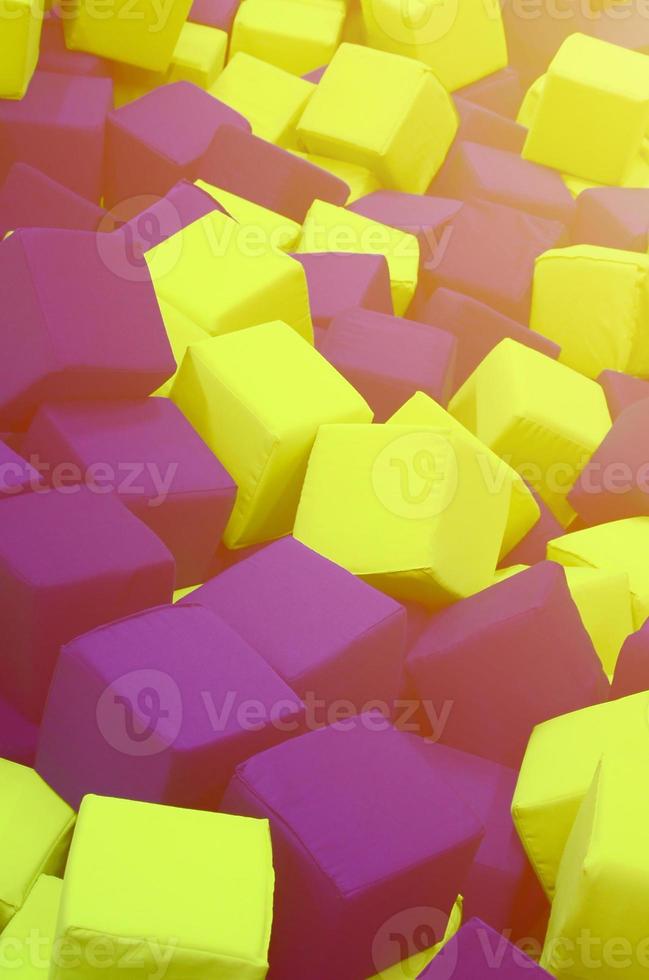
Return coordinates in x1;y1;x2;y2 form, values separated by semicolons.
293;422;511;608
421;200;568;323
64;0;192;72
37;604;304;810
296;199;420;315
512;691;649;897
230;0;345;76
573;187;649;251
292;253;394;329
599;369;649;420
211;53;315;145
50;795;274;980
0;874;62;979
190;0;240;31
0;760;74;929
0;228;175;431
38;10;111;78
320;308;457;421
562;566;634;678
0;488;174;721
453;97;526;155
0;0;44;99
388;392;540;560
548;518;649;628
180;536;407;710
501;0;588;86
197;124;349;222
172;322;372;548
154;301;211;398
0;696;38;767
105;82;250;207
0;71;112;201
409;287;560;391
431;140;575;225
458;67;523;119
360;0;506;92
0;164;105;239
297;43;458;194
168;21;227;89
419;918;552;978
530;245;649;380
291;149;381;203
449;339;612;526
408;562;607;768
611;620;649;698
145;209;313;339
523;34;649;185
505;489;565;566
0;439;39;497
195;179;302;252
223;721;484;979
22;399;236;588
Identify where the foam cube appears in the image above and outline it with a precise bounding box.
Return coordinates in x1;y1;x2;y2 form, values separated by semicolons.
63;0;192;72
611;620;649;698
190;0;240;31
573;187;649;251
211;53;315;145
360;0;507;92
154;301;212;397
0;760;74;929
0;0;43;99
292;253;394;329
195;179;302;251
172;322;372;548
0;439;40;497
180;536;406;709
0;163;105;239
0;71;112;201
37;604;304;810
0;228;175;431
293;422;510;608
297;43;458;193
599;369;649;420
0;488;174;720
505;489;565;566
38;10;111;78
419;918;552;978
168;21;227;89
22;399;236;588
230;0;345;76
50;795;274;980
145;209;313;339
562;566;634;678
523;34;649;185
105;82;250;207
449;339;612;526
458;66;523;119
223;721;484;979
0;696;38;767
531;245;649;380
296;199;420;314
501;0;588;86
456;97;526;157
0;875;62;979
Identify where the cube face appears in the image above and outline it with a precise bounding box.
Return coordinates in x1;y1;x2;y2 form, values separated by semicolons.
420;919;552;978
564;567;634;678
168;21;228;89
52;795;274;979
613;623;649;699
0;163;106;239
292;252;394;328
574;187;649;252
0;874;62;978
599;369;649;420
230;0;345;76
0;0;43;100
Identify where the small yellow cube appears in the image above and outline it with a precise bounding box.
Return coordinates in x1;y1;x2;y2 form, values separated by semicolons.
230;0;345;76
168;21;228;90
0;0;43;99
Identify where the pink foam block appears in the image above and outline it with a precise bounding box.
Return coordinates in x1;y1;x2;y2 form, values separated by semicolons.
197;125;349;222
598;369;649;420
611;622;649;700
501;488;564;566
190;0;241;31
456;67;524;119
0;439;41;498
320;308;457;420
105;82;251;208
0;71;113;202
0;163;106;239
453;98;526;155
291;252;393;328
573;188;649;251
39;12;111;78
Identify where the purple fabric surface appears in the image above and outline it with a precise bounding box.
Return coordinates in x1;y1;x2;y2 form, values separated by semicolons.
453;98;526;155
189;0;241;31
39;13;112;78
0;164;106;239
598;369;649;421
456;67;523;119
573;187;649;251
501;488;564;567
611;621;649;700
0;438;41;497
417;918;552;977
291;252;393;328
0;694;39;766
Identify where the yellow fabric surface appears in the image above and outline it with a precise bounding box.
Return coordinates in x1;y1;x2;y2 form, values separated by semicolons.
230;0;345;76
0;0;43;100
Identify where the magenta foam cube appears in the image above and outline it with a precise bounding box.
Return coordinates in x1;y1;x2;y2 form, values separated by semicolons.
0;164;106;239
22;399;236;588
197;124;349;222
573;187;649;251
417;918;552;978
292;252;394;328
39;13;111;78
181;536;407;711
190;0;241;31
0;488;174;722
320;308;457;419
407;562;609;768
223;720;484;980
611;622;649;700
408;287;560;390
454;97;526;155
598;369;649;420
0;228;174;431
0;438;41;497
105;82;251;207
457;67;523;119
37;603;304;810
0;72;112;202
0;695;38;767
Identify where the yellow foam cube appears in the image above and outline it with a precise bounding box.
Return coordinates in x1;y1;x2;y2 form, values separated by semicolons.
295;199;419;314
0;875;61;979
145;209;313;340
290;150;380;202
0;0;43;99
523;34;649;185
360;0;507;92
195;179;301;251
171;321;372;547
0;760;75;930
531;245;649;380
168;21;228;90
388;392;540;560
153;301;207;398
548;517;649;628
210;52;315;146
517;74;545;129
297;43;458;193
449;339;612;527
230;0;345;76
293;422;511;608
512;691;649;898
63;0;192;72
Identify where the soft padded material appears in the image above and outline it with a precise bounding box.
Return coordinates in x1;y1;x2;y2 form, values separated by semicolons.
0;164;105;239
0;874;62;978
418;918;552;978
0;0;43;99
453;97;526;155
190;0;241;32
458;67;523;119
292;253;393;329
612;620;649;698
230;0;345;76
599;369;649;420
0;439;39;497
195;179;302;251
0;696;38;768
573;187;649;251
291;149;380;203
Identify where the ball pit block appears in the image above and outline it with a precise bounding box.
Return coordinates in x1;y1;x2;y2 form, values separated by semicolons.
599;369;649;420
418;918;552;978
292;253;393;329
0;164;105;239
573;186;649;251
0;0;43;100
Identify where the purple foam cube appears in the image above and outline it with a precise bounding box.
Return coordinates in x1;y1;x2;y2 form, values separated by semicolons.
457;67;524;119
573;187;649;251
0;228;174;430
181;536;407;711
453;97;526;155
190;0;241;31
417;918;552;978
598;369;649;421
0;695;39;766
502;488;564;566
0;164;106;239
320;308;457;420
105;81;251;207
22;399;236;588
0;487;174;721
39;13;111;78
0;438;41;497
291;252;393;329
0;72;113;202
223;719;484;980
37;603;304;810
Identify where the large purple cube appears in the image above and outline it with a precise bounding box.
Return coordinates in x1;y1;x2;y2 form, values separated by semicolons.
0;164;106;239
